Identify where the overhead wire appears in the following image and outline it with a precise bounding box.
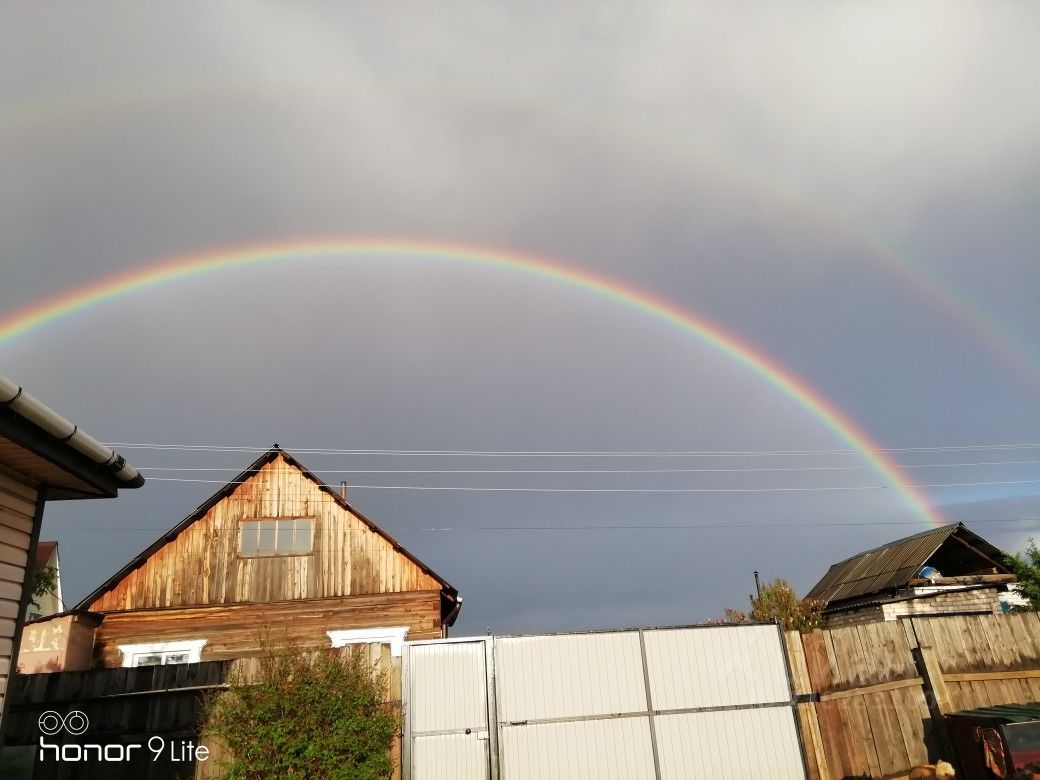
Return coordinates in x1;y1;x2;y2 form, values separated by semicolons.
107;441;1040;457
47;517;1040;532
142;476;1040;492
135;459;1040;474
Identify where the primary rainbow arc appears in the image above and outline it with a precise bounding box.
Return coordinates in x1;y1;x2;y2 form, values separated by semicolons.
0;237;947;528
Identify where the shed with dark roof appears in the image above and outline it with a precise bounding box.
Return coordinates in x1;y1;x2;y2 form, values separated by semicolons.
806;523;1017;626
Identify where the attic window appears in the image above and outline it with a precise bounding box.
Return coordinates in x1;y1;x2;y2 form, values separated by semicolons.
239;517;314;556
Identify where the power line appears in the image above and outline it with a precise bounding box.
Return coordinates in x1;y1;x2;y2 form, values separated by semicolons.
143;476;1040;492
45;517;1040;532
107;441;1040;457
136;459;1040;474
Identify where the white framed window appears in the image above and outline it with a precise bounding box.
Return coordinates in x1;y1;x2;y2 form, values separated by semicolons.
327;626;409;657
118;639;207;668
239;517;314;556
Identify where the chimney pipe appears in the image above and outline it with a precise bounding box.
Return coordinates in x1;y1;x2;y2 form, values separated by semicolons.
339;481;348;500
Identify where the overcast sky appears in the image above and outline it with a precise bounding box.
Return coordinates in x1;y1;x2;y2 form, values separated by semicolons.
2;2;1038;634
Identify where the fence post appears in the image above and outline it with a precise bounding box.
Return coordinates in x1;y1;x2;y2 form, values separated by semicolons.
782;629;830;780
912;643;959;770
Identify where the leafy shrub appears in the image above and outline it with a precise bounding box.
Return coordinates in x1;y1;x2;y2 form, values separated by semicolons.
724;577;826;632
1005;539;1040;611
29;563;58;609
203;642;399;780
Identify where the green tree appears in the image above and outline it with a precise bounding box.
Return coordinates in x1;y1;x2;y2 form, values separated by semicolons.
1004;539;1040;611
724;577;825;632
203;642;399;780
29;563;58;609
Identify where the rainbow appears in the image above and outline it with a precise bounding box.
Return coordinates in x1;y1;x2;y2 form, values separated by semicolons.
0;238;947;527
3;79;1037;392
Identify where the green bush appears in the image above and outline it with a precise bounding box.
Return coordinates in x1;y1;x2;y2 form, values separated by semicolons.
724;577;826;632
1005;539;1040;611
203;642;399;780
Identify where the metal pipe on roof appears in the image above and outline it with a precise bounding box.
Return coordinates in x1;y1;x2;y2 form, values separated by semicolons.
0;374;142;485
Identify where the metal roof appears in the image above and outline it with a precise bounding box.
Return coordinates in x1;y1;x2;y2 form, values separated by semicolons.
805;523;1008;607
948;703;1040;723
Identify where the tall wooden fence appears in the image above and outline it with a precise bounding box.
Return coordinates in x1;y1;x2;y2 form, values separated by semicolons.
0;661;227;780
787;612;1040;780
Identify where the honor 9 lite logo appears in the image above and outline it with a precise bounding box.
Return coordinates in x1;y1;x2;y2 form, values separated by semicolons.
37;710;209;764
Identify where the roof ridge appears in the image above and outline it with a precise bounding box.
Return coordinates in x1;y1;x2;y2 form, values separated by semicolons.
829;522;963;566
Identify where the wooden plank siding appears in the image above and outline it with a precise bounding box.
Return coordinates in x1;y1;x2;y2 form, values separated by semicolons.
909;612;1040;712
94;591;443;667
88;455;443;612
0;473;37;718
790;613;1040;778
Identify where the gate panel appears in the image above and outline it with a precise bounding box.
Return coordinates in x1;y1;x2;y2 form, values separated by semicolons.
642;625;791;709
405;625;808;780
406;640;491;780
499;717;656;780
494;633;646;721
412;733;488;780
655;707;805;779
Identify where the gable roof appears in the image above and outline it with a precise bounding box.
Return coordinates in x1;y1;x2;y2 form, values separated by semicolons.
76;447;459;617
805;522;1010;608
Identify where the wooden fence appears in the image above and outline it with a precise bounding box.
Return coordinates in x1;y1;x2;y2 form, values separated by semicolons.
1;660;227;780
788;612;1040;780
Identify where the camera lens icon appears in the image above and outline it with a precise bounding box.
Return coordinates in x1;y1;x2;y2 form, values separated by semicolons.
38;710;89;736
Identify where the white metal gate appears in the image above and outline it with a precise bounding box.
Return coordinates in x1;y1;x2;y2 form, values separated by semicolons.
403;624;807;780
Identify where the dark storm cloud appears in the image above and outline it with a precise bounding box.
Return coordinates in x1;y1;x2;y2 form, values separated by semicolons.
2;1;1039;633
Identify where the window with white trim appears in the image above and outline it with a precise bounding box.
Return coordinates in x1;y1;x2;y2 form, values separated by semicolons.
118;639;207;667
239;517;314;556
327;626;409;657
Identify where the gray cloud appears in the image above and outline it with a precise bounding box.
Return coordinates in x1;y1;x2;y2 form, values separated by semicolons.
2;1;1038;633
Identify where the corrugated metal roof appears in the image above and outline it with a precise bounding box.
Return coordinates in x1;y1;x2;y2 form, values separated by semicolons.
806;523;1008;607
948;703;1040;723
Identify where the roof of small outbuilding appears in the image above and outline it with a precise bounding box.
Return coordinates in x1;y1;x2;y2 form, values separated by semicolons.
805;522;1009;607
947;702;1040;723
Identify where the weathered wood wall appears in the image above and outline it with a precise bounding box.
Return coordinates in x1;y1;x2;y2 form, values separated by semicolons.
788;612;1040;779
911;612;1040;711
93;591;443;667
788;621;936;779
2;661;227;780
0;473;37;722
88;456;442;612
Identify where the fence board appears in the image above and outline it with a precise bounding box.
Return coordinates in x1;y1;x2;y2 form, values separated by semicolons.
792;613;1040;779
785;631;828;780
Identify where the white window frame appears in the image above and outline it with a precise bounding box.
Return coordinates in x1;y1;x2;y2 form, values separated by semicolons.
238;516;315;557
327;626;409;657
118;639;208;668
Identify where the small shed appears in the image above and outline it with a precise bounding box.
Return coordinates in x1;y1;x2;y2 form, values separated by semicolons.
946;703;1040;779
806;523;1019;627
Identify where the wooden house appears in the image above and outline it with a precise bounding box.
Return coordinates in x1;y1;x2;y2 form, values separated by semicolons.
0;373;142;727
806;522;1021;628
66;446;460;669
